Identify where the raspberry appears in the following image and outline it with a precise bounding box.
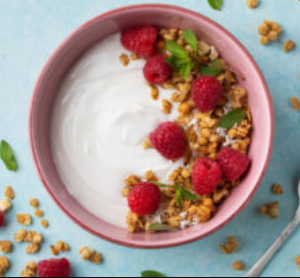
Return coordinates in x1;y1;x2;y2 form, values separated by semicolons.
218;148;250;181
128;183;161;216
121;26;158;58
149;122;187;160
192;76;223;112
143;55;173;84
38;258;70;277
0;212;4;228
192;158;223;195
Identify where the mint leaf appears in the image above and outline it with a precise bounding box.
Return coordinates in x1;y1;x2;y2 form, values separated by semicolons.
200;59;224;77
152;182;172;189
166;41;189;58
148;223;178;232
179;188;202;201
207;0;223;10
166;41;195;79
183;29;198;53
0;140;18;172
179;61;195;80
153;183;201;208
141;271;166;277
218;109;246;129
166;56;187;71
175;190;183;208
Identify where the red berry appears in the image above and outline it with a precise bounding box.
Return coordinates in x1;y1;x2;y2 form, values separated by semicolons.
38;258;70;277
0;212;4;228
192;76;223;112
150;122;187;160
128;183;161;216
121;26;158;58
143;55;173;84
192;158;223;195
218;148;250;181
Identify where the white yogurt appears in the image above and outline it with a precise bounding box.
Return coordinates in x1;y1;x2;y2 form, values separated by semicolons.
50;34;182;228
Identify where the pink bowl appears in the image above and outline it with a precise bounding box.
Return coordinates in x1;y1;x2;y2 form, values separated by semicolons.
29;4;274;249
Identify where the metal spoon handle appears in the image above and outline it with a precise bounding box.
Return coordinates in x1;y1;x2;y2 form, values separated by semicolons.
245;216;300;277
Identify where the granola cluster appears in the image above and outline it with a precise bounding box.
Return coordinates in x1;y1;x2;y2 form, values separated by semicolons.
220;236;239;255
122;28;253;233
246;0;259;9
283;40;296;53
291;97;300;111
79;246;103;264
258;20;282;45
258;201;279;219
50;241;69;256
0;257;10;277
20;262;37;277
14;229;43;254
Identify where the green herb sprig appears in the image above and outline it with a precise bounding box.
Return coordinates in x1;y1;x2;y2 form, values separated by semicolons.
200;59;225;77
166;41;195;80
153;182;201;209
183;29;198;54
141;271;166;277
147;223;178;232
218;108;246;129
0;140;18;172
207;0;223;11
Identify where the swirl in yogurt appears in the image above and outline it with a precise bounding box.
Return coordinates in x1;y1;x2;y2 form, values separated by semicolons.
50;34;182;228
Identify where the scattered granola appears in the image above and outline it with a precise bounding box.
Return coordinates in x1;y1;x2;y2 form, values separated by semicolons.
283;40;295;53
26;243;40;255
149;84;159;100
130;53;139;60
142;138;152;150
32;233;43;244
20;262;37;277
145;170;159;182
50;241;69;256
272;184;283;195
232;261;245;271
295;256;300;270
79;246;103;264
258;201;279;219
125;175;141;186
14;229;28;243
0;257;9;277
34;209;44;218
161;99;172;114
40;219;49;229
14;229;43;247
291;97;300;111
119;53;130;67
29;198;39;208
90;253;103;264
79;246;94;261
0;199;12;213
246;0;259;9
0;242;12;254
3;187;14;200
16;214;32;226
258;21;282;45
220;236;239;255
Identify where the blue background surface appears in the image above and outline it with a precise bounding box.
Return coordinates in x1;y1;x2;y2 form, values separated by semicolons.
0;0;299;277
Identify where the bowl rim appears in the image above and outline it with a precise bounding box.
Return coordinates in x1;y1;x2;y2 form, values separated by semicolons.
29;3;274;249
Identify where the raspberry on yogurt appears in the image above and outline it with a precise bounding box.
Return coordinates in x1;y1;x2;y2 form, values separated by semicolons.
150;122;187;160
143;55;173;84
121;26;158;58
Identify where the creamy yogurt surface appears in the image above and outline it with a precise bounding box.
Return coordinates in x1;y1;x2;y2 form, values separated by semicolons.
51;34;182;228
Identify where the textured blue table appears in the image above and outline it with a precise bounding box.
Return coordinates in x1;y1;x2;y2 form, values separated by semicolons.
0;0;299;277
